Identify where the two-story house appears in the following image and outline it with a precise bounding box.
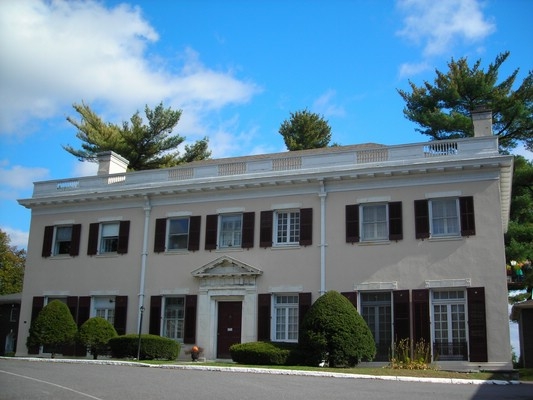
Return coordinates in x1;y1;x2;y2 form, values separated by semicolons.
16;110;513;369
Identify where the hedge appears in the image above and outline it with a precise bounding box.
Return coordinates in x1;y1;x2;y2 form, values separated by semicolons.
230;341;299;365
109;334;180;360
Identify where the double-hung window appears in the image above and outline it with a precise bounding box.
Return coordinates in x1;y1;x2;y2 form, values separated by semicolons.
54;226;73;255
162;297;185;341
100;222;119;253
154;216;200;252
219;214;242;248
204;212;254;250
274;210;300;245
429;198;459;237
273;294;299;342
361;204;388;241
345;202;402;243
88;221;130;255
42;224;81;257
167;218;189;250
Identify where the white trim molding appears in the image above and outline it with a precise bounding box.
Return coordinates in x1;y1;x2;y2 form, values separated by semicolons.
425;278;471;288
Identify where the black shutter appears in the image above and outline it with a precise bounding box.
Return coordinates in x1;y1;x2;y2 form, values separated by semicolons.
345;205;360;243
460;196;476;236
69;224;81;256
62;296;79;356
117;221;130;254
188;216;201;251
205;215;218;250
393;290;410;342
467;287;488;362
341;291;358;309
414;200;430;239
298;292;312;340
87;223;99;256
76;296;91;356
257;293;271;341
42;226;54;257
154;218;167;253
259;211;273;248
241;212;255;249
388;202;403;241
149;296;162;335
28;297;44;354
114;296;128;336
412;289;430;345
299;208;312;246
184;295;197;344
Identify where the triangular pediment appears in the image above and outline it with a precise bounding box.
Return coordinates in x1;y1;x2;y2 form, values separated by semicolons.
191;255;263;278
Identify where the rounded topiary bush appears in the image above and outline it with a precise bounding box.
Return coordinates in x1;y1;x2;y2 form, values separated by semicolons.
300;291;376;367
79;317;118;359
230;341;297;365
109;334;180;360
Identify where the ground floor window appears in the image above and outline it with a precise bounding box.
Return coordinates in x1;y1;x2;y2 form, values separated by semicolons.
273;294;299;342
93;296;115;325
163;297;185;341
431;290;467;361
360;292;392;361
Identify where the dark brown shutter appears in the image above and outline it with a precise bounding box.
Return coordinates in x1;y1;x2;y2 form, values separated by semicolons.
299;208;312;246
205;215;218;250
188;216;201;251
241;212;255;249
388;202;403;241
341;291;358;309
28;297;45;354
460;196;476;236
412;289;430;345
414;200;430;239
149;296;162;335
87;223;99;256
393;290;410;342
69;224;81;256
62;296;79;356
467;287;488;362
257;293;271;341
153;218;167;253
42;226;54;257
298;292;312;339
259;211;273;248
345;204;360;243
76;296;91;356
117;221;130;254
184;295;197;344
114;296;128;335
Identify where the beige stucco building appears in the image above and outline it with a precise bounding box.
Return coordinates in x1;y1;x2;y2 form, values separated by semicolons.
17;112;514;369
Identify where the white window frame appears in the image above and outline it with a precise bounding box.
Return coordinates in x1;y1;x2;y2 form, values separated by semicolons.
53;226;73;255
10;307;19;322
272;294;299;342
360;203;388;242
429;198;460;237
162;296;185;342
166;217;190;251
273;210;300;246
92;296;116;325
218;214;243;248
99;222;120;254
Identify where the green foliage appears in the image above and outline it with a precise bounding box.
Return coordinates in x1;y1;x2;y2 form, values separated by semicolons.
0;229;25;295
388;338;432;370
108;334;180;360
398;51;533;152
230;341;297;365
279;109;332;151
63;101;211;170
78;317;118;359
26;300;77;357
300;291;376;367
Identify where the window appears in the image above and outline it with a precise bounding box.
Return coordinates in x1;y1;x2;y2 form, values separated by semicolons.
361;204;388;241
42;224;81;257
55;226;73;255
154;216;200;252
219;214;242;248
162;297;185;341
100;222;119;253
88;221;130;255
414;196;475;239
360;292;392;361
273;294;299;342
10;307;19;322
168;218;189;250
274;211;300;245
345;202;402;243
93;296;115;325
431;290;467;361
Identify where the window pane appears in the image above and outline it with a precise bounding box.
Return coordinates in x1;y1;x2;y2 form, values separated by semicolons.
361;204;387;241
274;295;299;341
276;211;300;245
163;297;185;340
54;226;72;255
101;223;119;237
168;218;189;250
431;199;459;236
219;215;242;247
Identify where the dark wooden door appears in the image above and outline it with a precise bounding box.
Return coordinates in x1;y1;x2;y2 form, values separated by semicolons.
217;301;242;359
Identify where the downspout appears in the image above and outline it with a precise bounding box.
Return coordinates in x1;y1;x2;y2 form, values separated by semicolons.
138;195;151;330
319;180;327;296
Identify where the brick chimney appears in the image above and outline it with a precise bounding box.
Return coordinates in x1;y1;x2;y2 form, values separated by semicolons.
97;151;129;176
471;107;493;137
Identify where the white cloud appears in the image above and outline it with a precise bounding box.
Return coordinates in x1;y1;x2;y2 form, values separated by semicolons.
312;90;346;118
396;0;495;56
0;0;261;135
398;61;431;79
1;226;29;249
0;161;49;199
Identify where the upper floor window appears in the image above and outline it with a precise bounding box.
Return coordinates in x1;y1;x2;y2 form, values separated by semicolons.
87;221;130;255
346;202;402;243
41;224;81;257
205;212;254;250
154;216;201;253
415;196;475;239
259;208;312;248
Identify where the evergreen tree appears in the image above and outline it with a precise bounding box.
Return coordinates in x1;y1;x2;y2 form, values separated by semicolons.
79;317;118;360
0;230;25;295
279;109;332;151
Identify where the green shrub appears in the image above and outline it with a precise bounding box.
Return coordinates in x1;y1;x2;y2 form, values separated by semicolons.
26;300;77;358
300;291;376;367
389;338;432;370
108;334;180;360
79;317;118;359
230;341;298;365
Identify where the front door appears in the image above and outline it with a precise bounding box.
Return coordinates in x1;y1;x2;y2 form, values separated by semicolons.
217;301;242;359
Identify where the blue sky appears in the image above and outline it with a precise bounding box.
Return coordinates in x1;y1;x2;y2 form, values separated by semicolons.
1;0;532;249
